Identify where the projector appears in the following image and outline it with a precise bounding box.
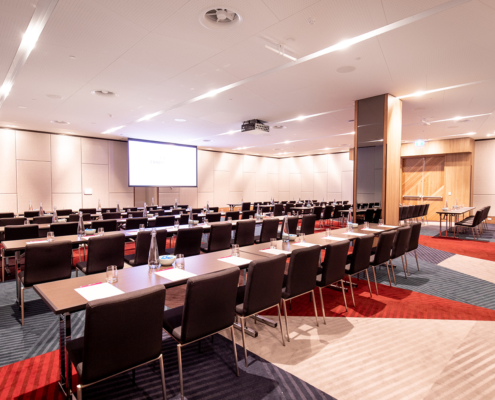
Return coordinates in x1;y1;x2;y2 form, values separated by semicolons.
241;119;269;135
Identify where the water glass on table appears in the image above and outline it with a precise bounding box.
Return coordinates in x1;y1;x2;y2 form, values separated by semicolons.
106;265;118;283
270;238;277;249
228;217;232;223
325;229;331;237
231;244;240;257
98;227;104;236
249;215;253;220
299;233;305;243
364;221;369;229
175;254;184;269
139;224;145;232
47;231;54;242
378;219;384;226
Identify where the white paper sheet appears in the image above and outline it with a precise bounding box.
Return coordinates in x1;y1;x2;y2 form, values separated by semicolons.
381;225;398;228
361;228;384;232
154;268;197;281
259;248;291;255
27;240;48;244
75;282;124;301
343;232;368;236
218;256;253;266
292;242;318;247
322;236;348;241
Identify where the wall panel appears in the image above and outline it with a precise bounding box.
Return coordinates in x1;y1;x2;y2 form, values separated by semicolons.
289;174;301;200
243;172;256;202
82;138;109;164
474;140;495;195
314;172;327;201
0;129;17;194
51;135;82;194
108;193;134;209
17;160;52;211
267;174;279;201
179;187;198;208
198;192;213;208
0;194;17;213
109;141;133;193
16;131;51;161
229;154;244;192
213;170;229;207
198;151;215;193
82;164;109;208
53;193;82;211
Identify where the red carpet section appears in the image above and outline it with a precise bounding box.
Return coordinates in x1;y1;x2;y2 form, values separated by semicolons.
419;235;495;262
264;281;495;321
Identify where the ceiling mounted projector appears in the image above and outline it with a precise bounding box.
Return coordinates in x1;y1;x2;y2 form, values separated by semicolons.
241;119;269;135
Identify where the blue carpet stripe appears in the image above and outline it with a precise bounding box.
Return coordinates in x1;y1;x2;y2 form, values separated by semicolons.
414;244;455;265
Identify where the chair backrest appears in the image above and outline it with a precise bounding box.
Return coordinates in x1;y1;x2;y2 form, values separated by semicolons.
162;205;173;210
179;214;189;225
126;217;148;230
192;213;204;223
241;210;255;220
234;220;255;246
191;208;203;213
50;222;78;237
287;216;299;234
423;203;430;216
170;209;181;215
364;209;375;223
102;212;121;220
5;225;39;241
0;217;26;227
128;211;144;218
312;206;322;221
174;227;203;257
372;208;382;223
24;211;39;218
285;204;293;215
260;206;270;213
80;208;97;214
103;208;117;213
206;222;232;252
240;254;287;316
225;211;240;221
412;205;420;218
333;205;343;218
284;247;321;298
258;219;279;243
180;267;239;344
300;214;316;235
124;207;138;212
56;209;73;216
472;210;484;227
406;206;415;219
91;219;118;232
205;212;221;222
155;215;175;227
343;204;352;210
32;216;53;224
343;201;349;205
209;207;219;213
273;204;284;216
23;241;73;286
347;234;374;275
133;231;153;265
69;213;90;222
86;233;125;274
407;222;422;252
319;241;350;286
323;205;334;219
417;204;426;219
155;229;168;256
178;205;188;209
391;226;412;259
81;285;165;384
0;212;15;219
151;209;166;216
371;230;396;265
241;202;251;211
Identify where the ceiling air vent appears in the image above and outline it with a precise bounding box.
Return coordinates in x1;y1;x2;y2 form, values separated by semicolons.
200;8;242;30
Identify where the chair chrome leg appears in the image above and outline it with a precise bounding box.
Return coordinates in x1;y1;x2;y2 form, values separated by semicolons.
177;345;184;400
77;384;82;400
340;280;348;311
388;260;396;285
159;354;167;400
240;317;248;367
384;262;392;287
401;256;408;278
414;250;419;271
311;290;319;327
76;268;78;277
21;286;24;326
404;255;410;275
371;266;379;295
364;270;373;298
318;287;326;324
276;304;285;346
282;300;290;342
348;275;356;306
230;326;240;377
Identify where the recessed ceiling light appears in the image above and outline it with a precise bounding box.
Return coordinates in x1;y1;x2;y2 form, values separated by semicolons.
397;80;487;99
430;113;491;123
91;90;117;98
136;111;162;122
336;66;356;73
175;119;186;122
69;55;76;59
46;94;62;99
102;125;125;134
50;120;69;125
200;8;242;31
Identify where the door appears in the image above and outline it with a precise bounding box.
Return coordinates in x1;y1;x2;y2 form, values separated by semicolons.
401;156;445;221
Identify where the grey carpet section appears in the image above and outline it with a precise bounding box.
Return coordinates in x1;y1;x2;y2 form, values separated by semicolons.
415;244;454;265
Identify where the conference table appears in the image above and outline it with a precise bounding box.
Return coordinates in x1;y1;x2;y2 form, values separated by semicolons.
436;206;475;237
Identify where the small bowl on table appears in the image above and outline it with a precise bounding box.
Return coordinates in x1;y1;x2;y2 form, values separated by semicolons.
85;229;96;235
159;255;176;266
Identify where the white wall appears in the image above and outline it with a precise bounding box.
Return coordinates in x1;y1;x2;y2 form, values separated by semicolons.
0;129;133;213
473;139;495;214
159;150;354;208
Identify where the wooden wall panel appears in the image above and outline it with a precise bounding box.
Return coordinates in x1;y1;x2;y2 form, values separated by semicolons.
423;156;445;221
401;138;474;157
445;153;471;208
402;157;423;205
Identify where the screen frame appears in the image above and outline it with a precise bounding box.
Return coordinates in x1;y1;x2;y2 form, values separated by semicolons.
127;138;198;188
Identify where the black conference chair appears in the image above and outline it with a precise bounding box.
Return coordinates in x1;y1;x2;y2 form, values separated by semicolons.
331;205;344;226
372;208;382;224
286;216;299;235
370;230;396;288
255;219;279;244
317;241;350;321
313;206;323;227
406;222;422;271
56;209;73;217
50;222;79;237
162;268;240;400
209;207;219;213
23;211;39;218
455;210;483;239
191;208;203;214
128;211;144;218
69;213;90;222
364;209;374;223
125;230;152;266
166;227;203;257
423;203;430;224
170;209;181;216
126;217;148;230
68;286;167;400
19;241;72;325
91;219;118;232
191;213;204;223
391;226;412;278
285;204;293;216
235;255;287;366
345;234;374;306
0;212;15;219
80;208;97;214
102;212;121;220
241;210;255;220
162;205;174;210
241;202;251;211
32;216;53;224
322;205;334;226
102;208;117;213
76;233;125;276
299;214;316;235
155;216;175;227
225;211;240;221
178;205;188;209
406;205;414;221
273;204;284;217
233;220;255;247
201;222;232;252
204;212;221;222
3;225;40;282
152;210;166;216
179;214;189;225
280;247;321;341
0;217;26;227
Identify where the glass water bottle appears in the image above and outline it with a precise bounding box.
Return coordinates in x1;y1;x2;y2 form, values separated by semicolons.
77;211;85;237
148;229;159;269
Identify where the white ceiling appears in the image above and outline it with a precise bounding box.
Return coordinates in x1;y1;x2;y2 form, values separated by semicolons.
1;0;495;157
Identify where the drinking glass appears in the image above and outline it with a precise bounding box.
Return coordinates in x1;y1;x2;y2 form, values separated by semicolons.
299;233;306;243
175;254;184;269
364;221;369;229
155;213;158;217
139;224;145;231
249;215;253;220
270;238;277;249
106;265;118;283
203;218;208;225
24;219;29;225
228;217;232;223
378;219;384;226
128;214;133;218
325;229;331;237
98;227;104;236
231;244;240;257
47;231;54;242
347;224;353;233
